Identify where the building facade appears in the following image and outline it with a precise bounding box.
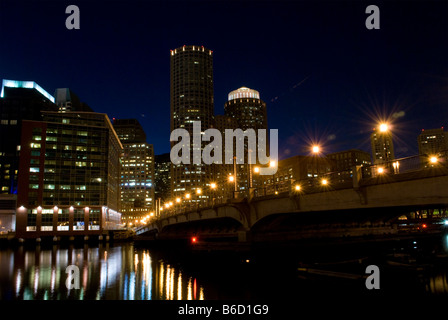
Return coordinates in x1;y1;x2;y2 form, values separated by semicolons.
154;153;171;203
0;80;58;233
370;127;395;165
259;155;335;195
113;119;155;224
418;128;448;158
326;149;372;182
0;80;58;195
15;111;123;238
222;87;268;199
170;45;214;203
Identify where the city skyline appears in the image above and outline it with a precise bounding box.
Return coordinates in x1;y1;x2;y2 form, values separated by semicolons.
1;1;447;159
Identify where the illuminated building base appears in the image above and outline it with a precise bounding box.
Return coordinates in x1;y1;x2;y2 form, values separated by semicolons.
15;205;122;239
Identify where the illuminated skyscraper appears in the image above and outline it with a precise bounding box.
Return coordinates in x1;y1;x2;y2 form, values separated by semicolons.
370;126;395;165
0;79;58;195
16;111;123;238
223;87;268;198
170;45;214;202
224;87;267;132
113;119;155;224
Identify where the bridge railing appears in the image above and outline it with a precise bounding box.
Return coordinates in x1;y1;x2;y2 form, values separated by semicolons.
361;154;448;179
143;154;448;225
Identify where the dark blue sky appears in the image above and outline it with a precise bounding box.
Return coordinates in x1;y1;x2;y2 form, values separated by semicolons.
1;0;447;159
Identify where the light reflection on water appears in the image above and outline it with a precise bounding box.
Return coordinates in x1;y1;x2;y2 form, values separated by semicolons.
0;243;204;300
1;235;448;300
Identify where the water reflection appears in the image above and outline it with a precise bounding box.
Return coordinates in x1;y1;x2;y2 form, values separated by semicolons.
2;235;448;300
0;243;204;300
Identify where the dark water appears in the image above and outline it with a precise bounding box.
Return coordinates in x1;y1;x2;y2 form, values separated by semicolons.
1;234;448;300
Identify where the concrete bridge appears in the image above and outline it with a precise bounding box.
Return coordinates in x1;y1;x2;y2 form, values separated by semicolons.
136;160;448;244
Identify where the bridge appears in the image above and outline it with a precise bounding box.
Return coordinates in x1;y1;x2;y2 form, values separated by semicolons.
136;155;448;245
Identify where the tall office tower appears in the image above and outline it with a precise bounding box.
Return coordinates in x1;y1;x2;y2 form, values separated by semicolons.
224;87;267;132
54;88;93;112
170;45;214;203
370;125;395;165
223;87;268;198
154;153;171;202
16;111;123;239
0;80;58;196
113;119;155;224
418;128;448;158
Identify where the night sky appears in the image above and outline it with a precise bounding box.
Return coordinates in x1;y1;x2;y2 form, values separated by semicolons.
1;0;447;159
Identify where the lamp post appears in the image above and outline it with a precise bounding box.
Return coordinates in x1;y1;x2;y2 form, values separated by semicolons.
210;183;217;206
196;188;202;210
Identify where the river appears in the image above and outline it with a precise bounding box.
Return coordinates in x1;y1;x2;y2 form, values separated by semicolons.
1;234;448;300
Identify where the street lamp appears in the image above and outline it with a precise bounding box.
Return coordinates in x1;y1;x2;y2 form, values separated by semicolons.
294;184;301;192
321;178;328;186
210;183;217;205
312;145;320;154
377;167;385;174
379;123;389;132
430;156;438;164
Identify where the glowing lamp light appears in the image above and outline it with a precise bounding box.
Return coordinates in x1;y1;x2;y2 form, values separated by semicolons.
254;167;260;174
295;185;301;191
185;193;191;199
176;197;181;203
191;237;197;244
422;224;427;229
379;123;389;132
321;179;328;186
444;220;448;226
228;175;235;182
270;160;277;168
430;156;438;164
312;145;320;154
210;183;217;189
196;188;202;195
377;167;384;174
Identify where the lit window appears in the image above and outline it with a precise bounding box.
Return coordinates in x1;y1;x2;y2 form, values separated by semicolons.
30;167;40;173
30;143;41;149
